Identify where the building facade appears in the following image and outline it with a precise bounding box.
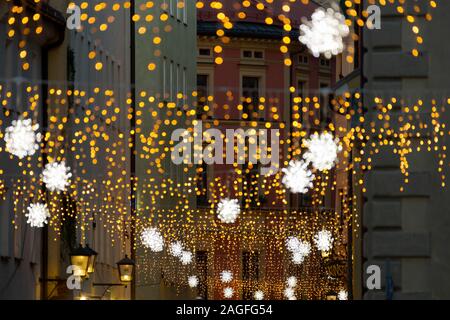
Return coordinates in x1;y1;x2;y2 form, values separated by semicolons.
133;0;197;300
192;0;346;300
0;0;132;300
361;0;450;300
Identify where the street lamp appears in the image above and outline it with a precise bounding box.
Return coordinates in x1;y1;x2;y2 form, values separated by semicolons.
85;244;98;274
70;244;91;278
117;255;135;283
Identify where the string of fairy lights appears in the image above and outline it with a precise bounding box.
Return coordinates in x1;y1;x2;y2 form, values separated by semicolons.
4;0;439;73
0;0;447;300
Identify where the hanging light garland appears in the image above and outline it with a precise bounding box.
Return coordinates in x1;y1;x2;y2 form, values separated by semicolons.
0;0;446;300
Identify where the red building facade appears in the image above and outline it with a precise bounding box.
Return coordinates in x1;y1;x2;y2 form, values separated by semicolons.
193;0;341;300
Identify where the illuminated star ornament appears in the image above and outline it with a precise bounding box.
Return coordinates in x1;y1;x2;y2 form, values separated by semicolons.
4;118;41;159
254;290;264;300
286;236;311;265
217;198;241;223
283;287;296;300
338;290;348;300
169;241;184;258
220;270;233;283
43;161;72;192
26;203;50;228
287;276;298;288
223;287;234;299
141;227;164;252
282;160;315;194
180;250;193;265
314;229;334;253
286;236;301;252
299;7;350;59
188;276;199;288
303;132;343;171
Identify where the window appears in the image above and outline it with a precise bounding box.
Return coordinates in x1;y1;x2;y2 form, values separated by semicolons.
196;151;209;207
170;61;174;101
196;251;208;299
298;54;309;65
183;0;187;24
198;48;212;57
243;50;253;58
0;194;11;257
242;76;260;120
242;50;264;59
300;193;312;207
253;51;264;59
169;0;174;16
319;83;330;125
320;58;331;68
242;251;259;300
176;0;187;23
338;188;345;214
196;74;210;207
176;64;180;105
297;80;306;124
163;57;167;100
183;67;187;106
243;160;261;208
197;74;209;119
297;81;306;100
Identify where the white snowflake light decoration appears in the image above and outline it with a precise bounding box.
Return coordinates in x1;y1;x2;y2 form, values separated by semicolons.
283;287;295;300
303;132;342;171
292;251;306;265
180;250;193;265
223;287;234;299
299;7;350;59
4;118;41;159
141;227;164;252
296;240;312;257
287;237;311;265
254;290;264;300
286;236;301;252
42;161;72;192
220;270;233;283
314;229;334;253
217;198;241;223
338;290;348;300
26;203;50;228
282;160;315;194
286;276;298;288
188;276;199;288
169;241;183;257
